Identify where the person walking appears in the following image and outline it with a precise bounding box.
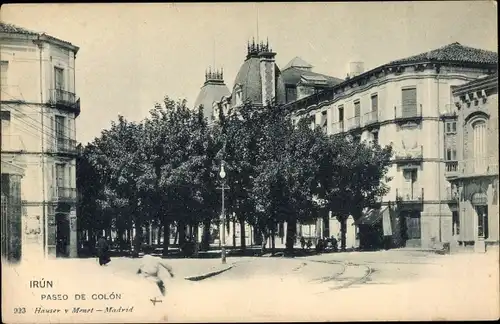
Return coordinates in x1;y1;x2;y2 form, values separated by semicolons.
96;236;111;266
136;253;175;296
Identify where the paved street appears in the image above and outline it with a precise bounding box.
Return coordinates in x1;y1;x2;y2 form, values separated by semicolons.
3;249;499;323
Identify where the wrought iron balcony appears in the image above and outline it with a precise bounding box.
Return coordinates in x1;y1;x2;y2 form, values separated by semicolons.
1;135;26;152
445;160;458;178
55;187;77;202
396;188;424;203
48;89;81;115
458;157;499;177
55;138;78;155
394;145;424;161
363;110;379;126
394;104;423;122
346;116;361;130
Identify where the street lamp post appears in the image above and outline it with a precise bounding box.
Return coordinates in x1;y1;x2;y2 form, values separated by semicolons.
219;161;227;264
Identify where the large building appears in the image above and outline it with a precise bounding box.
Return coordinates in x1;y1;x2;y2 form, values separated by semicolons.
450;74;498;251
1;23;80;262
287;42;497;249
193;39;346;248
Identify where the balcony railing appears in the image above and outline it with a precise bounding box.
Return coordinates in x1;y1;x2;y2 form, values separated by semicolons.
48;89;80;113
363;110;378;126
346;116;361;130
445;160;458;178
1;135;26;152
396;188;424;203
458;157;499;176
332;121;344;133
55;138;78;154
55;187;77;202
394;104;423;121
394;145;423;161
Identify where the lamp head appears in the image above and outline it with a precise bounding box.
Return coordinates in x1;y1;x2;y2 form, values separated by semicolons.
219;162;226;179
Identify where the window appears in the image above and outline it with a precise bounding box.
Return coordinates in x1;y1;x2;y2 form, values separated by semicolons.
472;120;487;172
371;94;378;112
475;205;488;239
56;164;66;189
372;131;379;145
402;87;417;117
354;101;361;118
446;121;457;134
338;105;344;121
1;110;11;150
55;115;66;139
321;111;327;132
1;61;8;87
446;148;457;161
54;67;64;90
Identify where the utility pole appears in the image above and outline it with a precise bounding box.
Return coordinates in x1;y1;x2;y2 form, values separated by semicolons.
34;36;47;257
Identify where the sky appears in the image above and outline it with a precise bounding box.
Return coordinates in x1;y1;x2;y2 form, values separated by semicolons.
2;2;497;144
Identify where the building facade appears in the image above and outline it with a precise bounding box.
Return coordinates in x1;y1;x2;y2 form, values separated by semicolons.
450;74;499;251
1;23;80;261
287;43;497;249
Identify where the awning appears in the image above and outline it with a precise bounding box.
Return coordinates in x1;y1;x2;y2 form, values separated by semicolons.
355;206;392;236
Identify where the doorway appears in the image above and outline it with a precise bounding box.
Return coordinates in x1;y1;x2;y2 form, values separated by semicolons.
56;212;70;257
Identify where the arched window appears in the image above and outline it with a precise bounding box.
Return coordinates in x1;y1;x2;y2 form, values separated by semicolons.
471;119;487;173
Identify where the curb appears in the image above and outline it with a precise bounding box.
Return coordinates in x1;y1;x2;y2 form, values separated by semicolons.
184;265;234;281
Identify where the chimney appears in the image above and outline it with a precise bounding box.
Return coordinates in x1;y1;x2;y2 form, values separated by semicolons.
258;37;276;105
348;62;365;78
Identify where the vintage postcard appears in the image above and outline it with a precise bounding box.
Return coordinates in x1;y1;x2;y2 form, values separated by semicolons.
1;2;499;323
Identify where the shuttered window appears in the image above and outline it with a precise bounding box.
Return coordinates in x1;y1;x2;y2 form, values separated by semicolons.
338;106;344;121
354;101;361;117
402;88;417;117
371;94;378;112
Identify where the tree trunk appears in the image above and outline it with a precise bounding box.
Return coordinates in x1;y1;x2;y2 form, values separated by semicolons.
173;225;178;245
162;221;169;256
133;222;143;257
239;217;246;251
178;222;186;246
340;216;347;251
260;230;267;255
157;224;162;246
285;218;297;254
201;219;211;251
232;221;236;248
271;224;276;255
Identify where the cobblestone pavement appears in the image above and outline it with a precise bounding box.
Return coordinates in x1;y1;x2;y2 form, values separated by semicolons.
2;249;498;323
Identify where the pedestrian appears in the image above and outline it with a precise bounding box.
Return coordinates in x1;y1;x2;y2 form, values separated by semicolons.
96;236;111;266
300;236;306;249
136;253;175;296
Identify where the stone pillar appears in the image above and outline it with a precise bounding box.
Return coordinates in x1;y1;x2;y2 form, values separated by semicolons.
69;207;77;257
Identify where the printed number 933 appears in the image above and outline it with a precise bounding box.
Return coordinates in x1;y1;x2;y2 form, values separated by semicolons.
14;307;26;314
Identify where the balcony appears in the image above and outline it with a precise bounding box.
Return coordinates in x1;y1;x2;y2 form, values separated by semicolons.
396;188;424;203
445;160;458;179
394;145;424;162
458;157;499;177
1;135;26;153
48;89;81;116
346;116;361;130
363;110;379;126
332;121;344;133
394;104;423;123
54;138;78;155
55;187;77;203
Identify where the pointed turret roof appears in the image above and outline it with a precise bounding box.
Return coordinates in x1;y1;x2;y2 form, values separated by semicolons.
283;56;313;70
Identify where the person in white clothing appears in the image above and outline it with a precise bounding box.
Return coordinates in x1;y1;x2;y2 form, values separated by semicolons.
137;254;175;296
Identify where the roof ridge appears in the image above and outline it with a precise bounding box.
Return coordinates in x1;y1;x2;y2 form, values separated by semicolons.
0;21;76;49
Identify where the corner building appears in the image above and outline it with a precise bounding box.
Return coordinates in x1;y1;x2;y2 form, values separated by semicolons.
1;23;80;261
287;43;497;249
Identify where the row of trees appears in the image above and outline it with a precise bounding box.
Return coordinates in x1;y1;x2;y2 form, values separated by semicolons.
77;96;393;255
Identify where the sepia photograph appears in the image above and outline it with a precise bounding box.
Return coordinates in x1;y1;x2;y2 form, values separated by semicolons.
1;2;499;323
